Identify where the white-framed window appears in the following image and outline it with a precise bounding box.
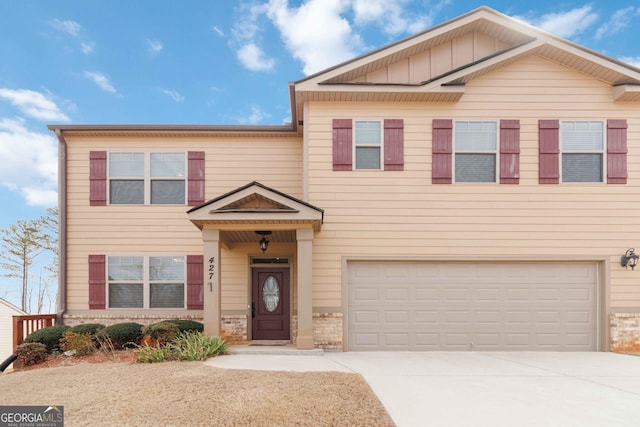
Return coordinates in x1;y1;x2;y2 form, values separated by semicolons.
561;121;604;182
107;256;185;309
354;120;382;169
454;121;498;182
108;152;186;204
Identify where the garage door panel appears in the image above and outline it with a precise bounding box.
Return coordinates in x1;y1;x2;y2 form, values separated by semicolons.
348;262;598;351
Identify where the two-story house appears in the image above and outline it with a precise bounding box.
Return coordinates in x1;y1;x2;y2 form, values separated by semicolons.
49;7;640;352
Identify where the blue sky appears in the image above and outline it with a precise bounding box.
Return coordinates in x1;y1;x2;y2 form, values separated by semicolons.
1;0;639;307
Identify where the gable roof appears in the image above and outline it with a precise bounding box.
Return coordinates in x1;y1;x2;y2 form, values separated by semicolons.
0;297;27;315
292;6;640;122
187;181;323;232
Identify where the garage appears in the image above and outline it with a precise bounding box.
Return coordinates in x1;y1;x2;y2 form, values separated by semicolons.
347;261;599;351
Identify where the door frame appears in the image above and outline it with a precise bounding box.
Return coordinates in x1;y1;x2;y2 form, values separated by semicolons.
250;262;292;341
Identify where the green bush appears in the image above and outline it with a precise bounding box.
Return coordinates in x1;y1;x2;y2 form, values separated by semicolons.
60;332;96;356
23;325;70;352
164;319;204;333
144;322;180;345
67;323;105;336
97;322;143;349
15;342;48;367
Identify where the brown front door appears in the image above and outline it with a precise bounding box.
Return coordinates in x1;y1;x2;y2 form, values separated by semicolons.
251;268;290;340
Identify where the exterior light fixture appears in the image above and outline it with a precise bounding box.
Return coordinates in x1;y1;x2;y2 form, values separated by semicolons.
255;231;272;253
621;248;639;270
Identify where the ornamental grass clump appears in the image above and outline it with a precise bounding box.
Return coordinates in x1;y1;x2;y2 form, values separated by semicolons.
135;331;227;363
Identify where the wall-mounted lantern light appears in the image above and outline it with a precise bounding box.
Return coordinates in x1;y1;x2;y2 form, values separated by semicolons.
621;248;639;270
255;231;272;253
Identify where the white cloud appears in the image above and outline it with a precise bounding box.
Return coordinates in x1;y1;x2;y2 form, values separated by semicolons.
352;0;431;35
147;39;163;56
0;88;69;122
265;0;363;75
81;42;94;54
595;7;640;40
515;6;598;38
50;19;81;37
0;118;58;207
160;89;185;102
84;71;117;94
238;105;270;124
620;56;640;68
212;26;225;37
237;43;275;71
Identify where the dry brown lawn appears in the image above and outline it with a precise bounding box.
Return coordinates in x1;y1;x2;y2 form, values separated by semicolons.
0;353;395;427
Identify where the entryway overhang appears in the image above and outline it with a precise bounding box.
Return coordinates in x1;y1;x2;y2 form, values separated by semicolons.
186;181;323;349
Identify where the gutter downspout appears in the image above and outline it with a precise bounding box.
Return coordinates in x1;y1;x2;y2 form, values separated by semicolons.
53;129;67;324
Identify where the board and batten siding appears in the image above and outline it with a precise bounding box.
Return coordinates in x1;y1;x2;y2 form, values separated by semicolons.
64;136;302;313
304;54;640;310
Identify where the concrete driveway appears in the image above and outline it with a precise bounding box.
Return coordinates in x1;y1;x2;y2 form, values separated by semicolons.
205;351;640;426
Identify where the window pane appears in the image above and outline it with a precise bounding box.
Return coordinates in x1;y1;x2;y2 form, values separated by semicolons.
455;121;497;150
455;154;496;182
150;283;184;308
109;152;144;177
150;257;184;281
108;256;143;281
151;153;185;177
355;147;381;169
562;122;603;150
151;180;185;204
355;121;381;145
110;180;144;204
562;154;602;182
109;283;143;308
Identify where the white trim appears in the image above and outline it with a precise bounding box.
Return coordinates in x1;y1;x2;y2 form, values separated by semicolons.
352;119;384;170
452;120;499;183
559;120;606;183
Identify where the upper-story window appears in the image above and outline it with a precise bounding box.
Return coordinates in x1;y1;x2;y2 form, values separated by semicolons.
109;152;186;204
354;121;382;169
560;121;603;182
454;121;498;182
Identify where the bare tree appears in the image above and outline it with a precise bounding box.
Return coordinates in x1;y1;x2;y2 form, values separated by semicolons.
0;218;46;312
38;207;59;276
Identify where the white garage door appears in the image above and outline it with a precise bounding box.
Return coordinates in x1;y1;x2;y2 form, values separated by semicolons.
348;262;598;351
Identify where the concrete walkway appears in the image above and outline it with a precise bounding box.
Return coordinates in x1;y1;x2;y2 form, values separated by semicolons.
205;349;640;427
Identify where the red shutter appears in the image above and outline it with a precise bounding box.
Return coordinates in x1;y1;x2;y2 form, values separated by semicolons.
607;119;627;184
89;151;107;206
500;120;520;184
384;119;404;171
539;120;560;184
432;119;453;184
88;255;106;309
186;255;204;310
333;119;353;171
188;151;205;206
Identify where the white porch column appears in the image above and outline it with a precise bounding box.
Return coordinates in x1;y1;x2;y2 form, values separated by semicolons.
296;228;314;349
203;229;221;336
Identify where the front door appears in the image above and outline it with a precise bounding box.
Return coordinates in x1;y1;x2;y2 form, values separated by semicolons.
251;268;290;340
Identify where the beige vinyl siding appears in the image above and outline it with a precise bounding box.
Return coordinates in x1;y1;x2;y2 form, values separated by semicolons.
305;54;640;309
65;136;302;312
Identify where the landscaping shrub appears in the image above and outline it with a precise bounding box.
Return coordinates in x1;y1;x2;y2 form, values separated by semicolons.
164;319;204;333
67;323;105;336
97;322;143;349
15;342;48;367
143;322;180;346
23;325;70;352
135;331;227;363
60;332;96;356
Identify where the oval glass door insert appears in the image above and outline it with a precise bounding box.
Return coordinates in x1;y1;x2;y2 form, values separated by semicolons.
262;275;280;312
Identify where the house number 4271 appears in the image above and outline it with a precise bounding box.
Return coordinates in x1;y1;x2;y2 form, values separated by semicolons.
208;257;215;292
